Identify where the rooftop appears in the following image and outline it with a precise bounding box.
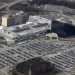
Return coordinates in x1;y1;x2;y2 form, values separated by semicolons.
55;15;75;25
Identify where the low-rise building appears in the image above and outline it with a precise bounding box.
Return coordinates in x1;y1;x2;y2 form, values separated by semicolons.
0;19;51;43
45;33;58;41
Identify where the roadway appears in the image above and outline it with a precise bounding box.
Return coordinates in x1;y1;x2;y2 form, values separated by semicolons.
0;0;22;10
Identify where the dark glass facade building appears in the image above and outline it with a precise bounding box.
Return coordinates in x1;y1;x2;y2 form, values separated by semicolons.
51;20;75;37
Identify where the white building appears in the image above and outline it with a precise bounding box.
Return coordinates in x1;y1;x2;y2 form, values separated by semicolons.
0;19;51;43
29;16;52;30
46;33;58;41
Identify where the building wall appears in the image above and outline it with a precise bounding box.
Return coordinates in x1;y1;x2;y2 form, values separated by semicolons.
7;16;15;26
15;14;22;25
2;16;15;27
22;14;29;24
51;20;65;37
2;17;8;27
64;23;75;35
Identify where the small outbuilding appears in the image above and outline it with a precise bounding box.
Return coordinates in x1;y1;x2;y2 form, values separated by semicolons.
46;33;58;41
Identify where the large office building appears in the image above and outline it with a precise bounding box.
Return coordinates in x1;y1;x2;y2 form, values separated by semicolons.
0;18;52;43
2;12;28;27
51;15;75;37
